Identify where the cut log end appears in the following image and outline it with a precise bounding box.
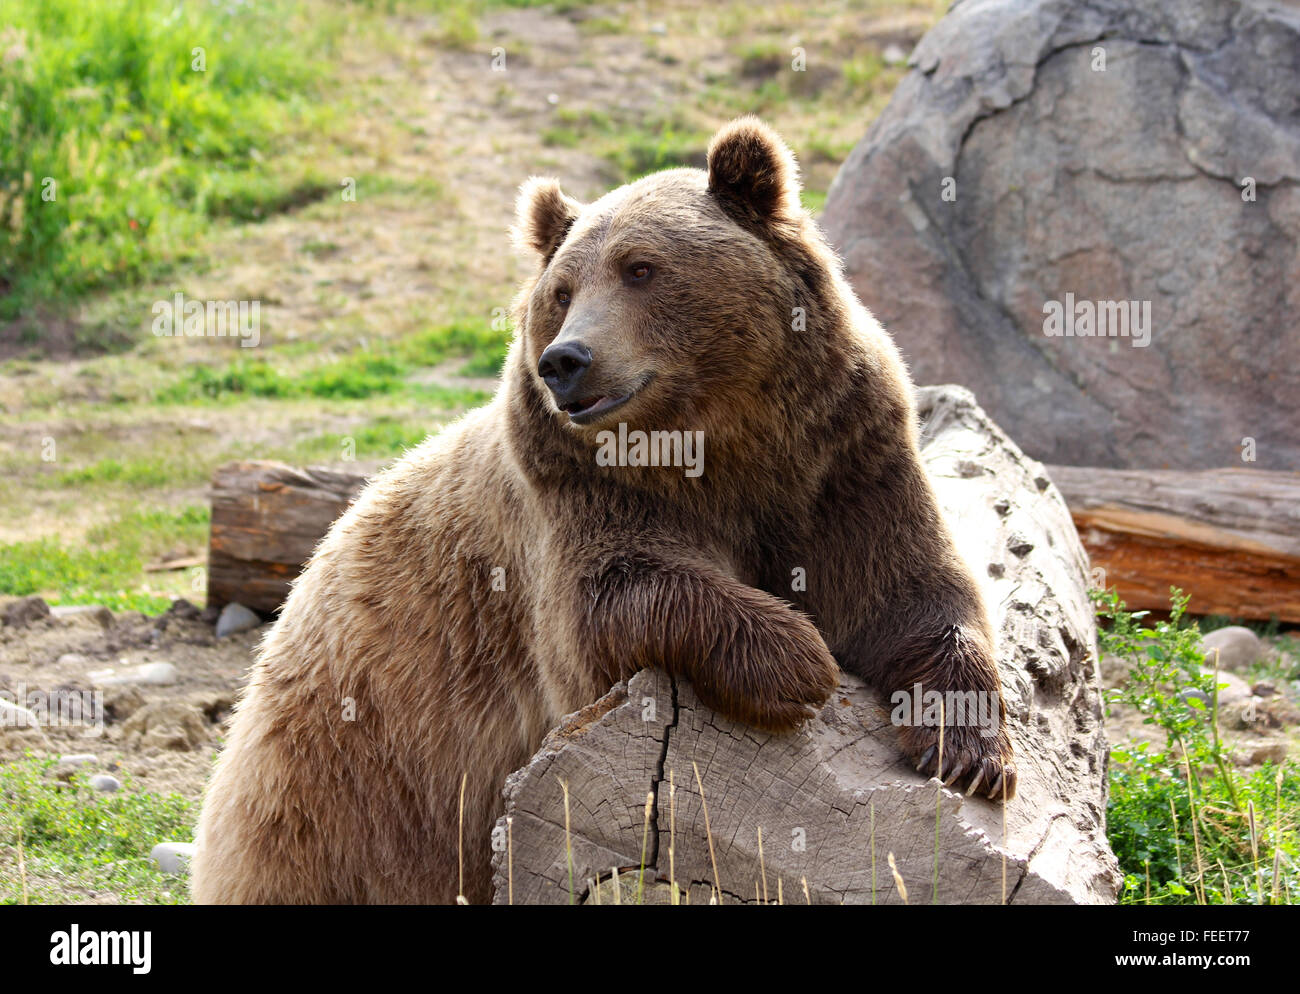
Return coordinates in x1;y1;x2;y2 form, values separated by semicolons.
490;385;1122;905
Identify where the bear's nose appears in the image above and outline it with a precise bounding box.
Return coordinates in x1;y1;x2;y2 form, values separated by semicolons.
537;340;592;398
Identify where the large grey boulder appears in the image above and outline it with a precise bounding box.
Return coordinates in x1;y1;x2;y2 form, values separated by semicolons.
823;0;1300;470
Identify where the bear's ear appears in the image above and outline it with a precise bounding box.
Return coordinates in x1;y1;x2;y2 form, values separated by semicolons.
512;177;583;262
707;116;802;227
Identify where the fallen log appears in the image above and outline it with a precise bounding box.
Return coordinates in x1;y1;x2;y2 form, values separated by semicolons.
207;461;370;614
488;385;1121;905
1046;466;1300;622
205;456;1300;623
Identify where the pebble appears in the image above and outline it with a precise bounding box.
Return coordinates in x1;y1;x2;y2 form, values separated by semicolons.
137;662;179;685
59;753;98;767
150;842;197;874
90;661;178;687
89;774;120;793
215;602;261;639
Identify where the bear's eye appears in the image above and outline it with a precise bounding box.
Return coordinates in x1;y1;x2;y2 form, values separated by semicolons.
625;262;654;284
555;287;571;306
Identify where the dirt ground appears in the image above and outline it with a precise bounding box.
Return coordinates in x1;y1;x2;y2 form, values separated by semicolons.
0;599;252;798
3;594;1296;829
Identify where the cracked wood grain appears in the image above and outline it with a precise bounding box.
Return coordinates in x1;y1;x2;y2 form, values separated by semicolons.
490;385;1122;905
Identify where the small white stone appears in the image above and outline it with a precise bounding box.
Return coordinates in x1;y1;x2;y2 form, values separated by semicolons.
151;842;197;874
60;753;98;767
89;774;120;793
137;662;179;685
216;602;261;638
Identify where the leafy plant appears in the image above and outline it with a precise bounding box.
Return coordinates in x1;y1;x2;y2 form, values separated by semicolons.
1096;588;1298;904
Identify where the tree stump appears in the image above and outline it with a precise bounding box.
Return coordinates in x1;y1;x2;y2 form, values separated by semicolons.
489;385;1121;905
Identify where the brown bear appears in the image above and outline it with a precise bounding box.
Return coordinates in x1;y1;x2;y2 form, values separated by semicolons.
190;117;1015;905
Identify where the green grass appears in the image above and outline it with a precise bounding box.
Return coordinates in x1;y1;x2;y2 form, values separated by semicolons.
0;0;344;321
0;755;197;904
1098;589;1299;904
286;414;436;464
156;317;508;404
0;504;209;613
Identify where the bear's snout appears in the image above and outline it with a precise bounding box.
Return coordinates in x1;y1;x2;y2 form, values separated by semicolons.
538;339;593;402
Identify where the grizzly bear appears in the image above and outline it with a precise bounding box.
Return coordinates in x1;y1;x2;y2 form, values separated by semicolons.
190;117;1015;905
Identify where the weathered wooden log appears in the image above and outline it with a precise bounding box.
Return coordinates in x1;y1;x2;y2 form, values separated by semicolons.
206;457;1300;623
1046;465;1300;622
487;385;1120;905
207;461;370;613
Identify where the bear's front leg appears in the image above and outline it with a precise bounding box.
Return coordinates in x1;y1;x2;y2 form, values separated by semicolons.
576;553;840;732
877;621;1018;801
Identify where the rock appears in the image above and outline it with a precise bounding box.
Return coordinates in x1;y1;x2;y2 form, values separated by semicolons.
823;0;1300;470
1248;741;1288;765
100;685;147;723
59;753;98;767
49;604;114;629
89;774;120;793
1252;681;1278;698
215;602;262;639
883;43;908;66
123;702;209;751
150;842;197;874
136;662;178;685
1200;668;1252;705
55;653;90;667
1202;627;1263;672
2;596;51;628
90;661;179;688
1180;688;1212;708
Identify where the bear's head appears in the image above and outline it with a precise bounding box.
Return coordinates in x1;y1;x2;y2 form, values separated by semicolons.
508;117;860;483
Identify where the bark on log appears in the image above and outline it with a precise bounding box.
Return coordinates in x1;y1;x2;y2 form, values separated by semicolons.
488;385;1121;905
1046;465;1300;623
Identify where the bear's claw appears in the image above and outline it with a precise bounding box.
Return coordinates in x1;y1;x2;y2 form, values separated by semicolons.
908;729;1017;802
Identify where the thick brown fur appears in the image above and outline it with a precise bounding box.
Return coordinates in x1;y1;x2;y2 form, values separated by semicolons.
190;116;1015;905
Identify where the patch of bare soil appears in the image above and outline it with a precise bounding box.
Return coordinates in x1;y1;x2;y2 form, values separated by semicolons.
0;597;264;799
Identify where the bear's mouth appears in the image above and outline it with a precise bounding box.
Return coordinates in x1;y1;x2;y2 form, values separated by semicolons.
561;393;632;424
560;374;652;425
